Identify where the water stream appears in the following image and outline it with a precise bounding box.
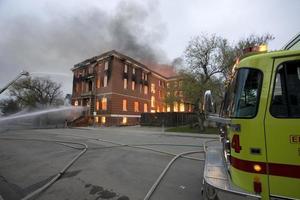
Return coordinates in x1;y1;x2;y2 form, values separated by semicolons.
0;106;85;130
30;71;72;77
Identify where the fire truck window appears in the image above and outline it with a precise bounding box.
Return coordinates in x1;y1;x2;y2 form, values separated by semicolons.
271;61;300;117
231;68;262;118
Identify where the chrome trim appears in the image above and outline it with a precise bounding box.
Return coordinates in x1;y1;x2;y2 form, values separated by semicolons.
282;32;300;50
203;140;261;199
270;194;298;200
207;114;231;124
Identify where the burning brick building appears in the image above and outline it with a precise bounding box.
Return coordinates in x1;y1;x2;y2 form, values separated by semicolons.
71;50;192;126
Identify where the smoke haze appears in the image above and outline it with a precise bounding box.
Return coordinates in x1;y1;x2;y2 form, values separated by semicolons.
0;0;167;94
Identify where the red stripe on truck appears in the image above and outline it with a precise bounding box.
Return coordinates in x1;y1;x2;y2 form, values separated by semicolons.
231;156;300;179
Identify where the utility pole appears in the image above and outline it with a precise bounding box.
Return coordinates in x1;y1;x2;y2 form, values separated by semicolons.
0;71;29;94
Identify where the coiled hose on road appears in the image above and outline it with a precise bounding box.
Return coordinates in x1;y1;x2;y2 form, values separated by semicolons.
0;134;209;200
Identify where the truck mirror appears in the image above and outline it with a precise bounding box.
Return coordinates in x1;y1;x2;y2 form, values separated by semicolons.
203;90;215;114
297;67;300;80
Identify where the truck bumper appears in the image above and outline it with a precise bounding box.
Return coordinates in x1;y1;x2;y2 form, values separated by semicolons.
202;140;261;200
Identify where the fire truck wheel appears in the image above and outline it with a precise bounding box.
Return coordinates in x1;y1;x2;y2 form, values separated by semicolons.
203;183;218;200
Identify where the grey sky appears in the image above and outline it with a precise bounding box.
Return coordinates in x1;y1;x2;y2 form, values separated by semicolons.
0;0;299;95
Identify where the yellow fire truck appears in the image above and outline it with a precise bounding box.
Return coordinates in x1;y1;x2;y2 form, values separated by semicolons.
203;34;300;200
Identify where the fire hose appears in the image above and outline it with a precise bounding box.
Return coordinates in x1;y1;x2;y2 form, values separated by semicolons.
0;134;207;200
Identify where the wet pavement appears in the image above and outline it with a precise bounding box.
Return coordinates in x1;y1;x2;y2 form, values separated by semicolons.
0;127;218;200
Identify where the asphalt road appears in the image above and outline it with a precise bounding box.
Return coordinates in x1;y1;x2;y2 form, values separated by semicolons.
0;126;218;200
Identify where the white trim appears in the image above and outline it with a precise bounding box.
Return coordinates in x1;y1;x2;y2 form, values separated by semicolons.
152;72;168;81
96;92;113;96
110;114;141;118
96;92;151;102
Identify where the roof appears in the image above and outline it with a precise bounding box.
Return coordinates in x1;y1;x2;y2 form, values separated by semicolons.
72;50;178;80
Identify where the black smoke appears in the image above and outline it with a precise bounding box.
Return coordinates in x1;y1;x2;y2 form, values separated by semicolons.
0;0;167;93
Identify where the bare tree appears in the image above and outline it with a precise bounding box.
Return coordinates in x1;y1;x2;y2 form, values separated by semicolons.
184;34;231;83
182;33;275;131
183;34;229;131
9;77;63;108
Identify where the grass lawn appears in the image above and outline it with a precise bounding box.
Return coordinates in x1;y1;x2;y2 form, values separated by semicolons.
165;125;219;134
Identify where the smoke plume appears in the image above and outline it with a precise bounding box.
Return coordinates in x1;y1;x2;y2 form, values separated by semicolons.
0;0;167;93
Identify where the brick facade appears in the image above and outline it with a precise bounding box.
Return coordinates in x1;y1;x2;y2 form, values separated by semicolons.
71;50;192;126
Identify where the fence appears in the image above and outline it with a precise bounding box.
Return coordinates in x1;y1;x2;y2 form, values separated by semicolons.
140;112;198;127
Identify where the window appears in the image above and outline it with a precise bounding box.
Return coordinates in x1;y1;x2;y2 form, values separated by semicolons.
134;101;139;112
96;101;100;110
86;82;89;92
180;103;185;112
188;104;192;112
151;96;155;107
82;82;85;92
157;106;160;112
74;100;79;106
101;117;106;124
95;117;99;123
124;64;128;73
167;82;170;88
179;91;183;97
142;72;144;80
270;61;300;117
151;83;155;93
144;103;148;112
123;99;127;111
179;81;183;87
97;77;100;88
144;85;148;95
174;82;178;87
158;90;161;98
174;102;178;112
132;68;135;74
102;97;107;110
145;74;148;81
158;80;161;86
132;81;135;90
122;117;127;124
223;68;263;118
88;66;93;74
104;75;108;87
167;104;171;112
104;61;108;70
124;78;128;89
76;83;80;93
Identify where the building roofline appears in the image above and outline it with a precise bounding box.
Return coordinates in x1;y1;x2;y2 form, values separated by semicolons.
72;50;175;80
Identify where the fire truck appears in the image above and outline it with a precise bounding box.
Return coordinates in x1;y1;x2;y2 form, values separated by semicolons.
202;34;300;200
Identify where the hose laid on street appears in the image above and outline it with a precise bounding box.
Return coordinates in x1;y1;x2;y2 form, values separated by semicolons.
61;134;205;161
0;135;205;199
0;137;88;200
143;150;205;200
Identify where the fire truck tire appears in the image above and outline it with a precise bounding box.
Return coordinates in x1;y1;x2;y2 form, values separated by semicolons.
203;182;218;200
